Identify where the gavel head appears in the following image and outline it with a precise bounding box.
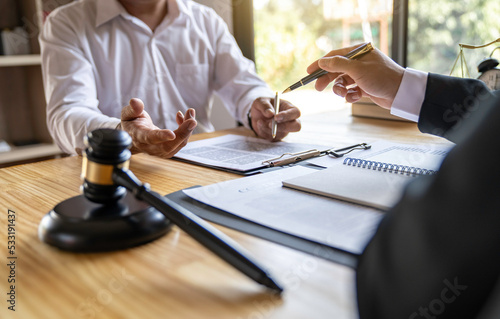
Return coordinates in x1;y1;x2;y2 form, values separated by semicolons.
81;129;132;205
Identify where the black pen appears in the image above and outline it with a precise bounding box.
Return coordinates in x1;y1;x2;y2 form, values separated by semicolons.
282;42;374;93
112;168;284;293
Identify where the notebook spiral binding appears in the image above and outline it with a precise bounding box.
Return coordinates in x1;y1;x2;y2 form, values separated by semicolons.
343;158;436;176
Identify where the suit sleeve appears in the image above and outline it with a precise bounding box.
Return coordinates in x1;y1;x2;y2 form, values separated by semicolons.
417;73;497;141
356;76;500;318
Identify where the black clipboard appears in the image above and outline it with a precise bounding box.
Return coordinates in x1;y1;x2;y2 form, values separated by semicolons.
165;187;359;268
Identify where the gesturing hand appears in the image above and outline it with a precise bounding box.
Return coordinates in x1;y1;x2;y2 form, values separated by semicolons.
119;98;197;158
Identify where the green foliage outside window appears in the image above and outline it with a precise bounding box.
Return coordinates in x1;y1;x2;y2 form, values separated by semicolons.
253;0;327;91
408;0;500;78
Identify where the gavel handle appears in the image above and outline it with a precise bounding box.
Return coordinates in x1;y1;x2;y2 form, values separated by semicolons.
111;168;283;293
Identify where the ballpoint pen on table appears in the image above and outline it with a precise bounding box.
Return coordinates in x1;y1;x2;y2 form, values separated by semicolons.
282;42;374;94
272;91;280;139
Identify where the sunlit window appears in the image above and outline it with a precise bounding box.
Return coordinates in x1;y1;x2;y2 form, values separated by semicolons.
253;0;500;113
253;0;393;114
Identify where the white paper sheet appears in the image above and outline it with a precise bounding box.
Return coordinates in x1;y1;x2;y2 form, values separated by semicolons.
183;166;384;255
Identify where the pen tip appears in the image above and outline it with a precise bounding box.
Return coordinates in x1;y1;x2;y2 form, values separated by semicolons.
282;88;291;94
261;276;284;294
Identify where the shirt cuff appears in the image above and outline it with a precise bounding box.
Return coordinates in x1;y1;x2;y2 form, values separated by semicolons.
390;68;428;122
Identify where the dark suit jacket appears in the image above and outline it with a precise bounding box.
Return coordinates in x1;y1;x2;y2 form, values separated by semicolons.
356;73;500;319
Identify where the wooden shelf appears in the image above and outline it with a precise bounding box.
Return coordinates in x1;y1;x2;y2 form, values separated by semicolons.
0;143;62;165
0;1;67;167
0;54;42;67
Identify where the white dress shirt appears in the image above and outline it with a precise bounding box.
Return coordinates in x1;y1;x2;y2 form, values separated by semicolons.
40;0;273;154
390;68;429;122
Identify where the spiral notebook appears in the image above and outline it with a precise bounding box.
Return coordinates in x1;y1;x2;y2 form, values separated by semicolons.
282;142;452;210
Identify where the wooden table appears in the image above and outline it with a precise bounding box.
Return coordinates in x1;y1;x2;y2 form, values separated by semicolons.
0;106;450;319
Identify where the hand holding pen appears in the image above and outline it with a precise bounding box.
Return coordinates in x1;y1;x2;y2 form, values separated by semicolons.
263;43;372;140
283;42;374;94
248;97;301;141
305;42;405;109
268;45;370;139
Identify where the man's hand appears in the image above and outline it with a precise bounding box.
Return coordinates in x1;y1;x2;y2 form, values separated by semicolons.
249;97;301;141
120;98;197;158
307;44;405;109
